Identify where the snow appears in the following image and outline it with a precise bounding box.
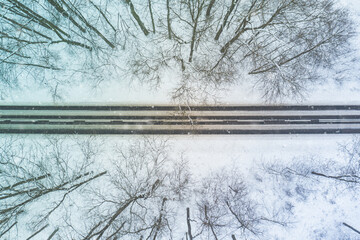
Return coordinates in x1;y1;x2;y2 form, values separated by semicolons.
1;0;360;239
2;0;360;105
1;133;360;239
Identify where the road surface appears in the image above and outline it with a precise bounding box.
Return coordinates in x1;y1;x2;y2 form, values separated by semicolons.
1;104;360;134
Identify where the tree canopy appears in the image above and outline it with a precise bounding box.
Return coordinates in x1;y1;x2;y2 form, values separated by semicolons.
0;0;355;101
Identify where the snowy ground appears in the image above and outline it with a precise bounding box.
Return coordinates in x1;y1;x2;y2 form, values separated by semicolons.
3;0;360;105
3;133;358;239
1;0;360;239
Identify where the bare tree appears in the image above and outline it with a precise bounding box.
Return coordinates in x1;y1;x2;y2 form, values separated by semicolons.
0;0;356;102
0;0;118;98
266;137;360;192
262;136;360;238
0;136;194;240
122;0;150;36
193;168;260;239
0;136;106;239
310;137;360;190
182;167;288;240
211;0;354;101
82;137;191;240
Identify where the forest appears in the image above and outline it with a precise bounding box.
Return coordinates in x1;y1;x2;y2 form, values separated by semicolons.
1;0;360;239
0;0;356;102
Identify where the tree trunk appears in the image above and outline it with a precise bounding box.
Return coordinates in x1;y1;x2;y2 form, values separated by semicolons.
186;208;193;240
125;0;149;36
214;0;238;41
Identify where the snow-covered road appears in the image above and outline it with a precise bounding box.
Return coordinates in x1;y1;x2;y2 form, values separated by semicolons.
2;104;360;134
